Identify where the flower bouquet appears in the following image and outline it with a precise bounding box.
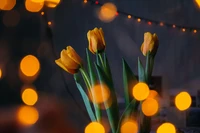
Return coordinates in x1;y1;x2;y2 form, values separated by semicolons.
55;28;188;133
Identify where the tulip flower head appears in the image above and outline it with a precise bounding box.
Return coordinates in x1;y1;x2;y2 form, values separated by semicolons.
141;32;159;56
87;27;106;54
55;46;82;74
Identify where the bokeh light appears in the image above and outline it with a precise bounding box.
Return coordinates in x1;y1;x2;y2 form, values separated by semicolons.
85;122;105;133
0;0;16;10
20;55;40;77
17;106;39;126
175;91;191;111
195;0;200;8
3;10;20;27
132;82;150;101
22;88;38;106
147;90;158;99
0;69;2;79
98;2;117;23
90;84;110;104
142;98;159;116
156;122;176;133
137;18;141;22
120;120;138;133
25;0;44;12
44;0;60;8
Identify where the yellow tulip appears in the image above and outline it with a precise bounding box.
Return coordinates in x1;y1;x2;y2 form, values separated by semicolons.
141;32;159;56
55;46;82;74
87;27;105;54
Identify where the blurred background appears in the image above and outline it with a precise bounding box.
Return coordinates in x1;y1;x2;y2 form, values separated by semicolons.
1;0;200;132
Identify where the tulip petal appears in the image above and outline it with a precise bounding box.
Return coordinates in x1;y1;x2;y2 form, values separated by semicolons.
66;46;82;65
87;31;95;54
61;49;79;69
55;59;77;74
99;28;106;46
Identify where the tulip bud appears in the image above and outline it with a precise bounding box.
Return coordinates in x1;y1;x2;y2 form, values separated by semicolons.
141;32;159;56
55;46;82;74
87;27;106;54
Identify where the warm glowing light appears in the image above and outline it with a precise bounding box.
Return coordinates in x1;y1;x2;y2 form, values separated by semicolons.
95;1;99;4
41;11;44;15
182;28;186;32
128;15;131;19
85;122;105;133
0;0;16;10
121;120;138;133
17;106;39;126
25;0;44;12
44;0;60;8
90;84;110;104
22;88;38;106
172;25;176;28
20;55;40;77
0;69;2;78
137;18;141;22
132;82;150;101
160;22;164;26
48;21;52;25
195;0;200;8
84;0;87;3
116;12;119;16
148;21;152;25
193;29;197;33
3;10;20;27
147;90;158;99
175;91;191;111
142;98;159;116
98;2;117;23
156;122;176;133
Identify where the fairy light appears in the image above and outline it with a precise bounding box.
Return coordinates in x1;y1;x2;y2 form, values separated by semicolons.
48;21;52;25
182;28;186;32
84;0;87;3
193;29;197;33
115;12;119;16
160;22;164;26
95;1;98;4
137;18;141;22
41;11;44;15
127;15;131;19
172;25;176;28
148;21;152;25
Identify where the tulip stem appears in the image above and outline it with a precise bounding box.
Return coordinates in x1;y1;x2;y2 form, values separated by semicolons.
79;68;91;89
98;53;105;69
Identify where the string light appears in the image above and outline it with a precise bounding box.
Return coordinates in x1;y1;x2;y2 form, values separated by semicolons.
182;28;186;32
85;0;200;34
41;11;44;15
160;22;164;26
116;12;119;16
84;0;87;3
148;21;152;25
48;21;52;25
137;18;141;22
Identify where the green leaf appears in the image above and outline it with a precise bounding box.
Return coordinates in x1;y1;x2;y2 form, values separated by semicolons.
116;99;140;133
95;64;119;133
122;58;137;107
103;53;113;82
138;57;146;82
74;74;96;122
86;48;97;86
145;52;151;84
96;53;102;67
